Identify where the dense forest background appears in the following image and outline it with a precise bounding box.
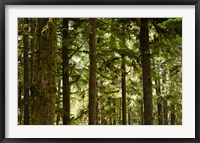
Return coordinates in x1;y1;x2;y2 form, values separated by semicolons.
18;18;182;125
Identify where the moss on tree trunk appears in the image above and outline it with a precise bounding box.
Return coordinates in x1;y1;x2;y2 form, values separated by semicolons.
31;18;57;125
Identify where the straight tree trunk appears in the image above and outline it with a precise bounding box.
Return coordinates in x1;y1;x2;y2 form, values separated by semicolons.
96;96;99;125
30;18;35;124
89;18;97;125
119;98;122;125
155;78;163;125
171;104;175;125
140;18;153;125
31;18;57;125
113;98;116;125
139;99;144;125
62;18;70;125
23;18;29;125
128;107;131;125
18;82;22;124
30;18;35;85
162;70;168;125
56;77;61;125
163;97;168;125
121;55;126;125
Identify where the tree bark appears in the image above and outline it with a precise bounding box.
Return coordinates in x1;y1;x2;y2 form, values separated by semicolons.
171;104;175;125
31;18;57;125
56;77;61;125
139;99;144;125
140;18;153;125
121;55;126;125
162;70;168;125
23;18;29;125
62;18;70;125
163;97;168;125
18;82;22;124
155;78;163;125
30;18;35;124
113;98;116;125
89;18;97;125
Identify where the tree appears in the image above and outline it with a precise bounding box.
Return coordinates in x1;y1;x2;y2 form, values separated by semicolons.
18;18;182;125
23;18;30;125
140;18;153;125
62;18;70;125
89;18;97;125
31;18;57;124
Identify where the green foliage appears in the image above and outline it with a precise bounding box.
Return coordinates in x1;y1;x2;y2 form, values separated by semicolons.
18;18;182;125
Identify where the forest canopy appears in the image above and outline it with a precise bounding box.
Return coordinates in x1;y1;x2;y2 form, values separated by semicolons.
18;18;182;125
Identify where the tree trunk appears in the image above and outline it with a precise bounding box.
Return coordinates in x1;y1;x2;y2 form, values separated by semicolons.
31;18;57;125
18;82;22;124
89;18;97;125
56;77;61;125
62;18;70;125
128;107;131;125
23;18;29;125
30;18;35;124
171;104;175;125
113;98;116;125
119;97;122;125
163;97;168;125
139;99;144;125
121;55;126;125
162;70;168;125
155;78;163;125
140;18;153;125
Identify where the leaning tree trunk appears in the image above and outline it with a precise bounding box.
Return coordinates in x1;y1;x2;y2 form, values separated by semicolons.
140;18;153;125
31;18;57;125
23;18;29;125
89;18;97;125
62;18;70;125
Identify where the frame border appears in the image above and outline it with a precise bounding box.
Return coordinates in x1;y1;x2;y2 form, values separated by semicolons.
0;0;199;143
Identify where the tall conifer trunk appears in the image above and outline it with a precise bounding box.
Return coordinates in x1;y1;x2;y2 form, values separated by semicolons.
155;78;163;125
23;18;29;125
89;18;97;125
62;18;70;125
121;55;126;125
140;18;153;125
162;70;168;125
31;18;57;125
171;104;175;125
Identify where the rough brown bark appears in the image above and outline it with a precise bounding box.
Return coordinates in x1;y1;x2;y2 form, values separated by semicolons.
89;18;97;125
23;18;29;125
140;18;153;125
30;18;35;124
31;18;57;125
62;18;70;125
121;55;126;125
